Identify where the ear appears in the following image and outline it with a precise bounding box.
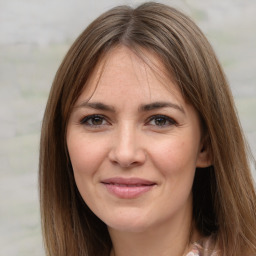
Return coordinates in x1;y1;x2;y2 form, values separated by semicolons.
196;135;212;168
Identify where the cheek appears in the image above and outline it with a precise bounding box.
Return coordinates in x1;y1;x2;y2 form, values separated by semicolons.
149;136;200;184
151;138;198;207
67;135;107;204
154;138;198;165
67;134;106;177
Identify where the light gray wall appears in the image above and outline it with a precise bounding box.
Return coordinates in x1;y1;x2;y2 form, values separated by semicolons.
0;0;255;255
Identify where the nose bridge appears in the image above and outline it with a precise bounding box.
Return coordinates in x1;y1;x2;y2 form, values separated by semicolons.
116;121;137;159
109;120;145;167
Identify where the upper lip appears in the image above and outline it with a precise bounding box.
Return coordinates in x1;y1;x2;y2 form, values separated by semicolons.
101;177;156;186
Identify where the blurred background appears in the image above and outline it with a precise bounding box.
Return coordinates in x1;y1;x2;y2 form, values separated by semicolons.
0;0;255;255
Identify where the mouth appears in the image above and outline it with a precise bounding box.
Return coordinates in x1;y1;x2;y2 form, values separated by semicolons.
101;177;156;199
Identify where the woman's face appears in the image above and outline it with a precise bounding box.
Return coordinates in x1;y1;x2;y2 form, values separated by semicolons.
67;46;209;233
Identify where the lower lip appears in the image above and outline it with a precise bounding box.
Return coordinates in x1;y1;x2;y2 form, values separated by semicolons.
102;183;155;199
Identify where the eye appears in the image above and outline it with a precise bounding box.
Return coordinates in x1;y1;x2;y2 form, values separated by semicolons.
80;115;109;127
147;115;177;127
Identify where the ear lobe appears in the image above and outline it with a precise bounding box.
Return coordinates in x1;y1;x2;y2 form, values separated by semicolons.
196;139;212;168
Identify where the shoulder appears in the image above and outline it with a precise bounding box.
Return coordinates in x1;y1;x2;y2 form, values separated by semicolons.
191;236;220;256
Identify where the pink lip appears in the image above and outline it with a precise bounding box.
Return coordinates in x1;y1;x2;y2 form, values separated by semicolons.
101;177;156;199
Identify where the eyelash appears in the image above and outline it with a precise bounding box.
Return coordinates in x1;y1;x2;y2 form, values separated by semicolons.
79;114;177;128
80;114;109;127
146;115;177;127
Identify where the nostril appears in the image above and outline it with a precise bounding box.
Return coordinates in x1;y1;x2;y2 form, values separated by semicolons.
108;148;146;168
108;129;146;168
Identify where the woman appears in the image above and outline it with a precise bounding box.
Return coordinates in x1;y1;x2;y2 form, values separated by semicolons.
39;2;256;255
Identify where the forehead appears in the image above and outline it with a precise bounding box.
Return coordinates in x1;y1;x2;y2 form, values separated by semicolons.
77;45;183;104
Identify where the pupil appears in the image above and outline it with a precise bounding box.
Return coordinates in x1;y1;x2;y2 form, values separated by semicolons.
92;117;103;125
155;118;166;126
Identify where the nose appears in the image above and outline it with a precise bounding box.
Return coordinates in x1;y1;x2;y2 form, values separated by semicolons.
108;123;146;168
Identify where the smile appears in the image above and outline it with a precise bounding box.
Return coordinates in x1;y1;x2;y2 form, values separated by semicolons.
101;177;156;199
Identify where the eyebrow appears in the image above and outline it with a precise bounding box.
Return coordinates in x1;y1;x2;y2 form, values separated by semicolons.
139;101;185;114
75;102;115;112
75;101;185;114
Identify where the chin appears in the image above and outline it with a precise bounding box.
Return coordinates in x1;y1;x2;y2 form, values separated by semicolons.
108;222;150;233
104;212;155;233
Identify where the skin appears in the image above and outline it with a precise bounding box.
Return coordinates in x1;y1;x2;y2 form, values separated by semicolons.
67;46;211;256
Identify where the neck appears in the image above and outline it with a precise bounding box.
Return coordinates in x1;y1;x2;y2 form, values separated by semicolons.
108;208;199;256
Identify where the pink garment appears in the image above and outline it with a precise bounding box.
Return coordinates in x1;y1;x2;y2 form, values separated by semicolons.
186;248;200;256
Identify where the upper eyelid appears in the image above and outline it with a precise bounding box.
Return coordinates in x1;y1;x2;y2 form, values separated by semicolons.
146;115;177;124
148;114;175;120
78;113;178;126
80;114;109;124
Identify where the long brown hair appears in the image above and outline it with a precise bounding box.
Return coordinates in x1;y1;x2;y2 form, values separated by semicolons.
39;2;256;255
